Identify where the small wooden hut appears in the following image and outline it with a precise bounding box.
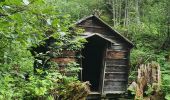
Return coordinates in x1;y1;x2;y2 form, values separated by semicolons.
31;15;134;99
75;15;134;99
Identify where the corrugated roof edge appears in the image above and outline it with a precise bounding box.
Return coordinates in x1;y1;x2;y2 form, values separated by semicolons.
75;15;134;48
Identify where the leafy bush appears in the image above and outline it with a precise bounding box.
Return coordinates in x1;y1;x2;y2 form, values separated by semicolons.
0;0;89;99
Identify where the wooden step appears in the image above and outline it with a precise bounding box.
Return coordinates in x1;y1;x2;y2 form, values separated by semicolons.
105;72;126;74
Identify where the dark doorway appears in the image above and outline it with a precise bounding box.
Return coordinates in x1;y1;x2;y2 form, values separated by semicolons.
82;35;107;92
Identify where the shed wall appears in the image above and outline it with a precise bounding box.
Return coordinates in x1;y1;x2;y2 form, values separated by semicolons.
102;43;130;94
77;16;131;94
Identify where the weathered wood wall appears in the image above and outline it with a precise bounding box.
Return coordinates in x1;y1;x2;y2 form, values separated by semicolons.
50;50;77;74
76;16;132;95
103;43;130;94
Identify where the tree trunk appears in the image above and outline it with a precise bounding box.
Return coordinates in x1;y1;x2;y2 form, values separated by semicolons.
135;0;140;24
112;0;116;26
124;0;129;27
118;0;122;26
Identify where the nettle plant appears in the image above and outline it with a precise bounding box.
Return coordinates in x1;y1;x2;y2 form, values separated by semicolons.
0;0;88;100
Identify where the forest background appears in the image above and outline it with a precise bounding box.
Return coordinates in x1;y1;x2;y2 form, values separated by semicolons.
0;0;169;100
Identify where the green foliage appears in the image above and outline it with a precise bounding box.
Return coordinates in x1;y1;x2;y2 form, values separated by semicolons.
60;81;90;100
51;0;104;20
0;0;169;99
145;84;154;96
165;94;170;100
0;0;89;99
102;0;170;99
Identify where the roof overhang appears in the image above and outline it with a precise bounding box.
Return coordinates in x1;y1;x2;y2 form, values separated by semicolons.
80;32;117;44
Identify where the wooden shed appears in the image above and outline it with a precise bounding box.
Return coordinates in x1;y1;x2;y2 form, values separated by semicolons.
75;15;134;98
31;15;134;99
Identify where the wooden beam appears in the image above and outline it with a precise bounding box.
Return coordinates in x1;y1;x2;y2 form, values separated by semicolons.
78;25;104;29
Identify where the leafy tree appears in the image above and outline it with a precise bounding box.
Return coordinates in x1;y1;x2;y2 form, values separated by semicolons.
0;0;88;99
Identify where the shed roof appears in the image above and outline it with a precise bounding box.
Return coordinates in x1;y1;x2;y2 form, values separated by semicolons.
76;15;134;48
80;32;117;44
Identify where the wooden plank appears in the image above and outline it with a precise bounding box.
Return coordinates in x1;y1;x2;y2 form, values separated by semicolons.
101;56;107;95
83;19;93;26
106;64;126;67
105;73;127;79
107;49;128;52
89;92;100;95
105;59;128;65
105;58;128;60
104;79;126;81
60;50;76;56
51;57;76;65
103;86;126;91
106;50;127;59
111;43;121;46
104;91;125;94
77;25;104;29
111;45;124;50
104;81;126;86
105;72;126;74
110;42;129;50
104;82;126;90
102;76;127;92
105;65;126;72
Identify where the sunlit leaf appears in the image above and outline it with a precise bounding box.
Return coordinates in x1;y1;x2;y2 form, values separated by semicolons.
23;0;29;5
47;18;51;25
